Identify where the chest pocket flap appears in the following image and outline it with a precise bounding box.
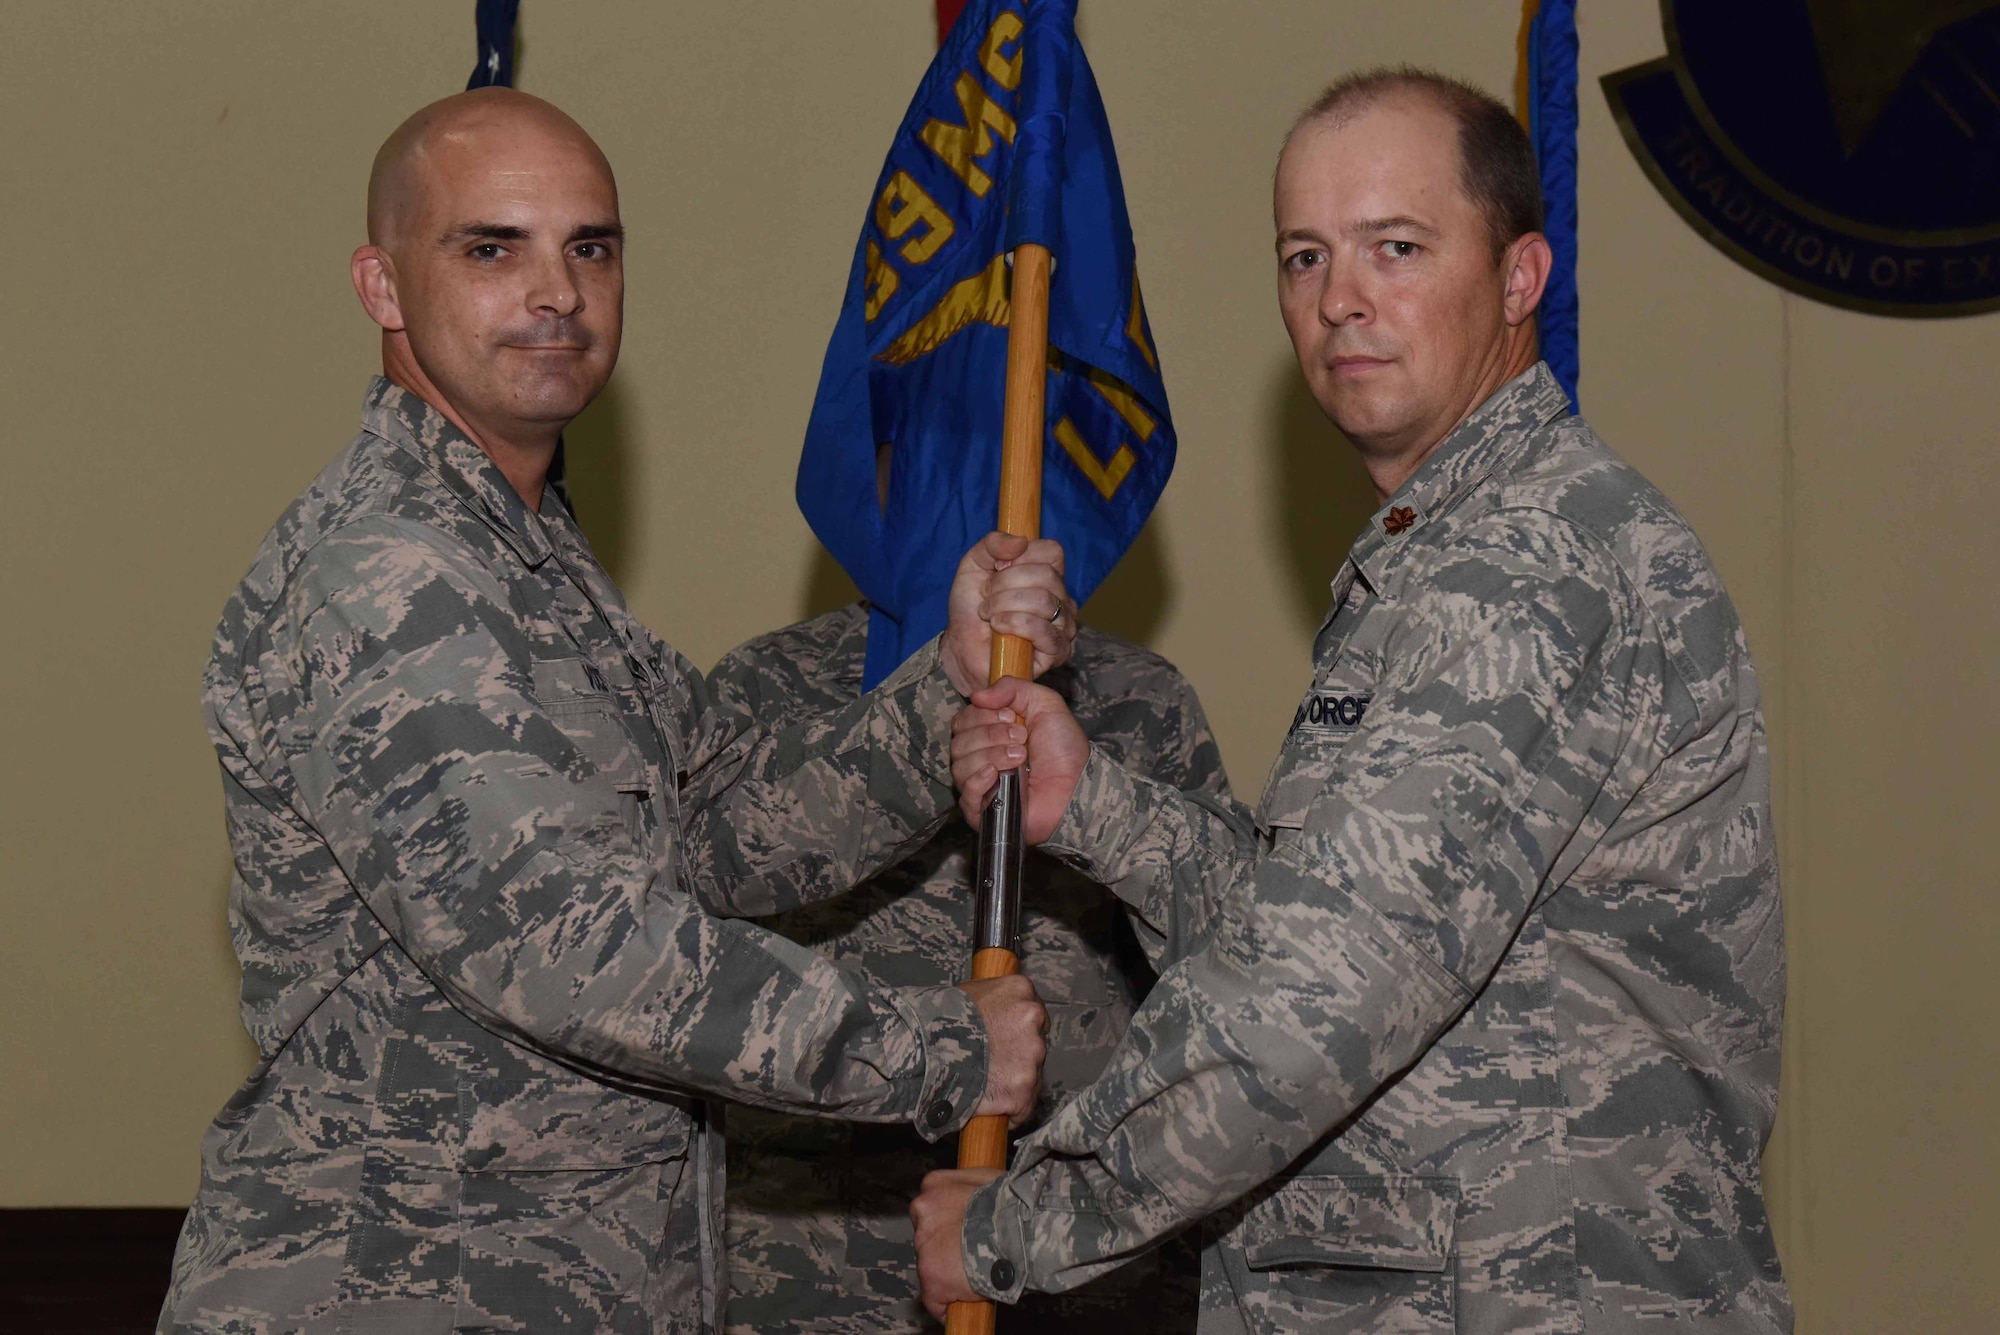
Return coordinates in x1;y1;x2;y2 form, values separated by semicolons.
1257;688;1373;835
1236;1174;1458;1272
531;656;648;795
459;1075;689;1171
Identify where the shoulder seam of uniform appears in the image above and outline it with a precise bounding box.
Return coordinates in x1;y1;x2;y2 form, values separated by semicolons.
1481;494;1717;707
1423;501;1641;609
278;508;496;630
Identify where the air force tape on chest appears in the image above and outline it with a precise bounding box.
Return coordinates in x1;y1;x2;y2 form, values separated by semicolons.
1291;688;1373;738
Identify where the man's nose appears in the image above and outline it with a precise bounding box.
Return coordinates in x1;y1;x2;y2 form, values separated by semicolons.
1317;257;1371;327
526;249;584;318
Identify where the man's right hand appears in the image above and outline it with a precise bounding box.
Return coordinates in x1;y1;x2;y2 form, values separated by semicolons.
951;679;1089;843
939;533;1076;698
959;974;1047;1127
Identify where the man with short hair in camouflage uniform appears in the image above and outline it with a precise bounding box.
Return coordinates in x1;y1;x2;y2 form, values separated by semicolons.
714;604;1222;1335
916;69;1792;1332
161;88;1071;1335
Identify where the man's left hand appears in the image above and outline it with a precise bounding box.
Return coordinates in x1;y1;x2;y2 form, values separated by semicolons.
941;533;1076;697
911;1166;1005;1320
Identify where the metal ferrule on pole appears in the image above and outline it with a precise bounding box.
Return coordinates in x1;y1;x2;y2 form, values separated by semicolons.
973;770;1025;954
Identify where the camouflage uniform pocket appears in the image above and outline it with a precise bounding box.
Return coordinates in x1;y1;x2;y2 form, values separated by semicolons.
1256;653;1377;841
1222;1175;1459;1334
1255;728;1354;841
458;1076;689;1172
454;1078;696;1333
532;658;653;842
454;1159;689;1333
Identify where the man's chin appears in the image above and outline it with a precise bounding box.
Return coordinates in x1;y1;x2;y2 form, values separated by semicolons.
508;376;608;425
1315;383;1408;442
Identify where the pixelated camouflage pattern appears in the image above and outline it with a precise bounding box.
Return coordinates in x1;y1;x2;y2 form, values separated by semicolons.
960;363;1792;1333
708;605;1226;1334
162;379;992;1335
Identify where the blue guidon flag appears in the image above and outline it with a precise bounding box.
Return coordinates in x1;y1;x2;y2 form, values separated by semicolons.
797;0;1174;688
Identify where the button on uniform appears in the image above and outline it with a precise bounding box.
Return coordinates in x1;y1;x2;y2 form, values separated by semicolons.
989;1258;1016;1291
924;1098;955;1130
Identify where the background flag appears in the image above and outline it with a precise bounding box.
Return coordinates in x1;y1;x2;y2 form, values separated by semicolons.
798;0;1174;688
1518;0;1580;406
466;0;520;90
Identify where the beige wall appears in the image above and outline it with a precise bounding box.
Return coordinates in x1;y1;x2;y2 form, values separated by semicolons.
2;2;1994;1329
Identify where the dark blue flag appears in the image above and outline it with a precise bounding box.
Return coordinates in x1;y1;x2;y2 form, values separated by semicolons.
466;0;520;90
1520;0;1579;407
797;0;1174;688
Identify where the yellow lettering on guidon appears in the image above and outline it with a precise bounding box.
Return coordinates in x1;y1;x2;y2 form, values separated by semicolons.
981;11;1024;90
1127;273;1157;370
1054;373;1156;501
921;72;1018;198
864;241;900;321
1088;376;1157;443
875;172;956;265
1055;418;1137;501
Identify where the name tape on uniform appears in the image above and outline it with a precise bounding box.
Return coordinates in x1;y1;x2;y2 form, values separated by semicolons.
1292;690;1372;737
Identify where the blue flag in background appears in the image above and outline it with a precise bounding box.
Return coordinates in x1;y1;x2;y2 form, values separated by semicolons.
797;0;1174;688
1520;0;1579;407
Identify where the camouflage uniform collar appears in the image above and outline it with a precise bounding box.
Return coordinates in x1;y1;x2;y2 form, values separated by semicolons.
359;376;556;569
1342;361;1570;597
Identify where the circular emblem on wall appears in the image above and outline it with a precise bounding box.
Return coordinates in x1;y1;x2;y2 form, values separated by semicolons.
1604;1;2000;316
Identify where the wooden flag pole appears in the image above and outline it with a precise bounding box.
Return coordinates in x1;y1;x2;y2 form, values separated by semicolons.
991;242;1053;673
946;241;1052;1335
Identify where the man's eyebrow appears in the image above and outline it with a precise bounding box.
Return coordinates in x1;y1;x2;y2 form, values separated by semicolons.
1274;217;1442;250
440;221;530;245
567;222;625;243
1345;215;1441;239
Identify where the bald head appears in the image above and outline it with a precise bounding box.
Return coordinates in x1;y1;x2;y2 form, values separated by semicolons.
351;88;624;504
366;87;615;251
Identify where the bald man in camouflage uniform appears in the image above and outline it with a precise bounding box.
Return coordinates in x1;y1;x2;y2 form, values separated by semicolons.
162;89;1064;1335
713;607;1221;1334
918;72;1790;1331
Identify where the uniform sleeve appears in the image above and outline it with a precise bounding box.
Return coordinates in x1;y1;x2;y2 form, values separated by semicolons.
1043;747;1257;966
1039;657;1249;966
1143;665;1233;805
276;517;985;1137
666;632;964;919
960;512;1642;1299
702;648;763;721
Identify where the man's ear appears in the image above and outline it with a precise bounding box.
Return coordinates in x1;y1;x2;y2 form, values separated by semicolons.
1501;232;1553;329
350;245;407;332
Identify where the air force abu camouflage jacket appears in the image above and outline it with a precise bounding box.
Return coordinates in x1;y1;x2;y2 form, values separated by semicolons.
959;364;1792;1333
709;608;1227;1335
163;380;983;1335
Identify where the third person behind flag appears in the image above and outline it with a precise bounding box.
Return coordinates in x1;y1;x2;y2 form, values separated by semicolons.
720;2;1215;1331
